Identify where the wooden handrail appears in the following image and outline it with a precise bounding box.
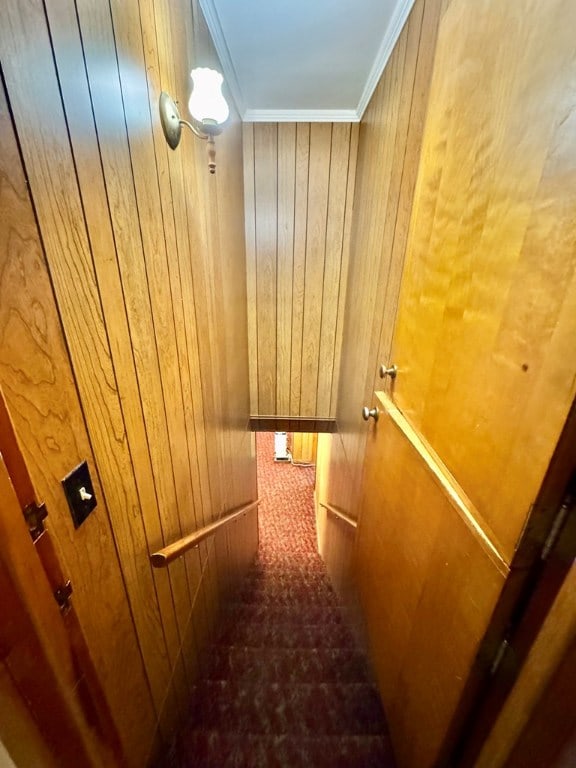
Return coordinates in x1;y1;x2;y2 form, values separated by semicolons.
150;499;259;568
320;501;358;529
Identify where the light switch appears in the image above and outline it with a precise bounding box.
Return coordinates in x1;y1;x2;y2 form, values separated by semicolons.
61;461;97;529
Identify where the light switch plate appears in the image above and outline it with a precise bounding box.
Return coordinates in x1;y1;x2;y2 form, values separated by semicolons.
61;460;97;529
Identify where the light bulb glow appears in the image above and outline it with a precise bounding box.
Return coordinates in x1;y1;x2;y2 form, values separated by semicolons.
188;67;229;127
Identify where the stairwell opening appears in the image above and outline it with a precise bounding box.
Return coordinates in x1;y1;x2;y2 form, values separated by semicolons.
159;431;394;766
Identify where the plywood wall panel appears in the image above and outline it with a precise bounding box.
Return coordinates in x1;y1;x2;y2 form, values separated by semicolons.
290;123;311;417
0;83;155;767
319;124;356;415
315;0;443;620
277;124;297;415
300;123;332;416
1;0;256;758
254;124;279;415
391;0;576;560
244;122;358;420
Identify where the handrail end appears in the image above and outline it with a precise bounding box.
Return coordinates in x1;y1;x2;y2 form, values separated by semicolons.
150;552;168;568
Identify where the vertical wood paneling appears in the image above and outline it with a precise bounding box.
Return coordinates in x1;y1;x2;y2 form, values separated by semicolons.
300;124;332;416
254;124;278;415
276;124;297;415
290;123;311;418
244;122;357;420
315;0;443;604
291;433;318;465
318;124;353;414
0;0;257;760
243;125;259;414
0;82;154;767
391;0;576;560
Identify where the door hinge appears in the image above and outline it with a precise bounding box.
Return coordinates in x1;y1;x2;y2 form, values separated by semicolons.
490;638;511;676
23;501;48;541
541;492;574;562
54;580;73;613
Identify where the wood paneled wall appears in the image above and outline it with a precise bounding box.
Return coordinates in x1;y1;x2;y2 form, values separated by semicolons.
315;0;443;590
243;122;358;420
0;0;256;763
391;0;576;562
0;82;154;765
317;0;576;762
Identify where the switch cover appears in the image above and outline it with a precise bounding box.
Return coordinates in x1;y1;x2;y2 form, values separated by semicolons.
61;460;97;529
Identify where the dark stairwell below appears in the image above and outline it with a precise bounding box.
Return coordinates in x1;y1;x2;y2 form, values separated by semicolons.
161;432;395;767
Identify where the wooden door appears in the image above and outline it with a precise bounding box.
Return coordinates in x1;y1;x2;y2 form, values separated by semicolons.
356;395;508;766
385;0;576;563
355;1;576;766
0;393;122;768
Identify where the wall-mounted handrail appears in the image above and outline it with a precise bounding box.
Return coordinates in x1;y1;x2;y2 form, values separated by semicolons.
150;499;259;568
320;501;358;530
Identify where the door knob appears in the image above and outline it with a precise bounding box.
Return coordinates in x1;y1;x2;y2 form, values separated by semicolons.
379;363;397;379
362;406;379;422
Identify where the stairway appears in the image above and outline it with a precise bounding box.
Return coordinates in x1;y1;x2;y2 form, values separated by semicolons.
166;433;395;767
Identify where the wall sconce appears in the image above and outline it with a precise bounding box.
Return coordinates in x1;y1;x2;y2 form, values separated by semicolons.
159;68;229;174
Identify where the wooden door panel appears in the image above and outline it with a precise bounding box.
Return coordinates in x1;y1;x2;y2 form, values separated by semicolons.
0;456;108;768
356;393;507;767
390;0;576;561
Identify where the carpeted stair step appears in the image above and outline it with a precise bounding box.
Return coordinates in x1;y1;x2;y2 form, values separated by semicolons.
241;569;334;587
187;680;386;736
236;583;339;607
204;646;370;685
158;433;395;768
217;619;356;649
175;731;393;768
220;601;349;627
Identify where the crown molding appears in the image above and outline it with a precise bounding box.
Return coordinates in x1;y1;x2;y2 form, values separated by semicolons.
243;109;360;123
356;0;415;118
201;0;414;124
198;0;245;117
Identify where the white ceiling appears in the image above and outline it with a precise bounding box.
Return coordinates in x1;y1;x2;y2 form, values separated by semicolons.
199;0;415;122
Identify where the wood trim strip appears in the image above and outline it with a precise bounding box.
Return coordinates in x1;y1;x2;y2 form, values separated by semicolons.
150;501;259;568
320;501;358;530
375;391;509;574
249;417;337;433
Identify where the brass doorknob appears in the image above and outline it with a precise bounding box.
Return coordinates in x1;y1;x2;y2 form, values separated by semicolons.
362;406;379;422
379;363;398;379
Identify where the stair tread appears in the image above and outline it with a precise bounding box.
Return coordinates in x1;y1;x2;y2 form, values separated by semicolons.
222;602;347;624
173;731;394;768
159;436;393;767
204;645;370;684
187;680;386;735
218;620;356;648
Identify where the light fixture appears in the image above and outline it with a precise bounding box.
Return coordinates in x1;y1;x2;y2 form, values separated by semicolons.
159;68;229;174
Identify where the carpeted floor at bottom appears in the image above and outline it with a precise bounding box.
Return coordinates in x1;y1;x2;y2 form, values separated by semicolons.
167;432;395;767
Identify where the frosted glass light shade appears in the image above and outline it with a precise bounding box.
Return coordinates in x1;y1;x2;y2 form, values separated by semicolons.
188;67;229;127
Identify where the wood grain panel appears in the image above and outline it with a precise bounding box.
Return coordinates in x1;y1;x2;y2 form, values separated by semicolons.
243;125;259;414
300;123;332;415
314;0;443;607
244;122;358;420
1;0;256;757
290;123;311;419
331;0;443;522
391;0;576;560
356;398;507;767
0;455;110;768
276;124;297;415
0;46;157;765
291;433;318;465
254;123;278;415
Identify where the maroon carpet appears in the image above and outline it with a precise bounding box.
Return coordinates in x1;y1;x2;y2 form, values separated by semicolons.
166;433;395;767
